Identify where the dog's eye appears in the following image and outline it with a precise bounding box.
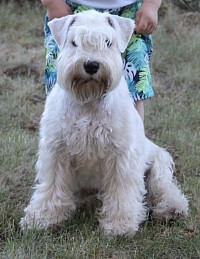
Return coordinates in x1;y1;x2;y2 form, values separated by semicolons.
105;39;112;48
72;40;77;47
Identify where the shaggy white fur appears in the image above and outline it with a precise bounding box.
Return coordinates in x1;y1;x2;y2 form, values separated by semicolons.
20;10;188;235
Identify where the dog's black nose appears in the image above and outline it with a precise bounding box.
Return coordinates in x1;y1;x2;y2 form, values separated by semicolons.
84;61;99;74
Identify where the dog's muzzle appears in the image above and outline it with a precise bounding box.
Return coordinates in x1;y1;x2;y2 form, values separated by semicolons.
70;60;111;104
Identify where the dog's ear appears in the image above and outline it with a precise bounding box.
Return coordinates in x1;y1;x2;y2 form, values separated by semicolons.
48;15;75;50
108;16;135;53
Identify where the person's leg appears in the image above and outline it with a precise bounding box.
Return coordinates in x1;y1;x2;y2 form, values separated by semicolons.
121;1;154;123
44;1;81;95
135;100;144;122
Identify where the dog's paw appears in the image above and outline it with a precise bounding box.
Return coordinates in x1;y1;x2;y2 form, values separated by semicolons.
20;215;40;230
19;207;71;230
100;220;139;236
20;214;51;230
151;199;189;221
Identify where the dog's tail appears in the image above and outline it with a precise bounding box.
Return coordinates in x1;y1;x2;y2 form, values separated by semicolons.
145;140;189;220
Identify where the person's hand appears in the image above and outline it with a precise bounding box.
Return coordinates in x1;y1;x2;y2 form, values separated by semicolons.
135;3;158;35
42;0;72;20
47;2;72;20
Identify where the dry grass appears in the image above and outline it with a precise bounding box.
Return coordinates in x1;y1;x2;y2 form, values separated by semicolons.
0;2;200;258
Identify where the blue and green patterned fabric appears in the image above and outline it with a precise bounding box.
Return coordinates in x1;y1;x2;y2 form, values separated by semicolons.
44;0;154;101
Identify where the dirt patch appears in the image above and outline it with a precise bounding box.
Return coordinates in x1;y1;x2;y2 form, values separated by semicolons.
4;64;41;82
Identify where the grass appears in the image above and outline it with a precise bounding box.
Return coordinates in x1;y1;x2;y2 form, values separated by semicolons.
0;2;200;258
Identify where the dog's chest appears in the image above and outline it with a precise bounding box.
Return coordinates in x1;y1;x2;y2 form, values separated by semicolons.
62;115;113;161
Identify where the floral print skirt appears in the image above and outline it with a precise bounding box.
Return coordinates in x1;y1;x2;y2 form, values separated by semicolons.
44;0;154;101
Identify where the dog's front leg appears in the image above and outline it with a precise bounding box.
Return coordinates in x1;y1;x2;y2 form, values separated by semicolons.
98;155;147;236
20;145;76;230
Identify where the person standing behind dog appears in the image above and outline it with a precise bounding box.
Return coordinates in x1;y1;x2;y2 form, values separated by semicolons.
41;0;162;121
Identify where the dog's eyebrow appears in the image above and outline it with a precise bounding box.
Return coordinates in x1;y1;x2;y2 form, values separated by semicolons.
62;17;76;48
107;17;114;28
69;17;76;27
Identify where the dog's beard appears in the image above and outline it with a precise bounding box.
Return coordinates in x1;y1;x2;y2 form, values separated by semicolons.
71;76;111;104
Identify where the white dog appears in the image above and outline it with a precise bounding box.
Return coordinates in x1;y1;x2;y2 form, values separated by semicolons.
20;10;188;235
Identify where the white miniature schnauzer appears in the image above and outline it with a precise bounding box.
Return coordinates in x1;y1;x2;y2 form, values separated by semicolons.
20;10;188;235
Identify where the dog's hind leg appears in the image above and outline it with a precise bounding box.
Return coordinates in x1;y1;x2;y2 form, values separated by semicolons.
146;140;188;220
20;146;76;229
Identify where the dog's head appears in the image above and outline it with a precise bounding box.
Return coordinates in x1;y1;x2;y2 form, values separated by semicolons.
48;10;135;104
